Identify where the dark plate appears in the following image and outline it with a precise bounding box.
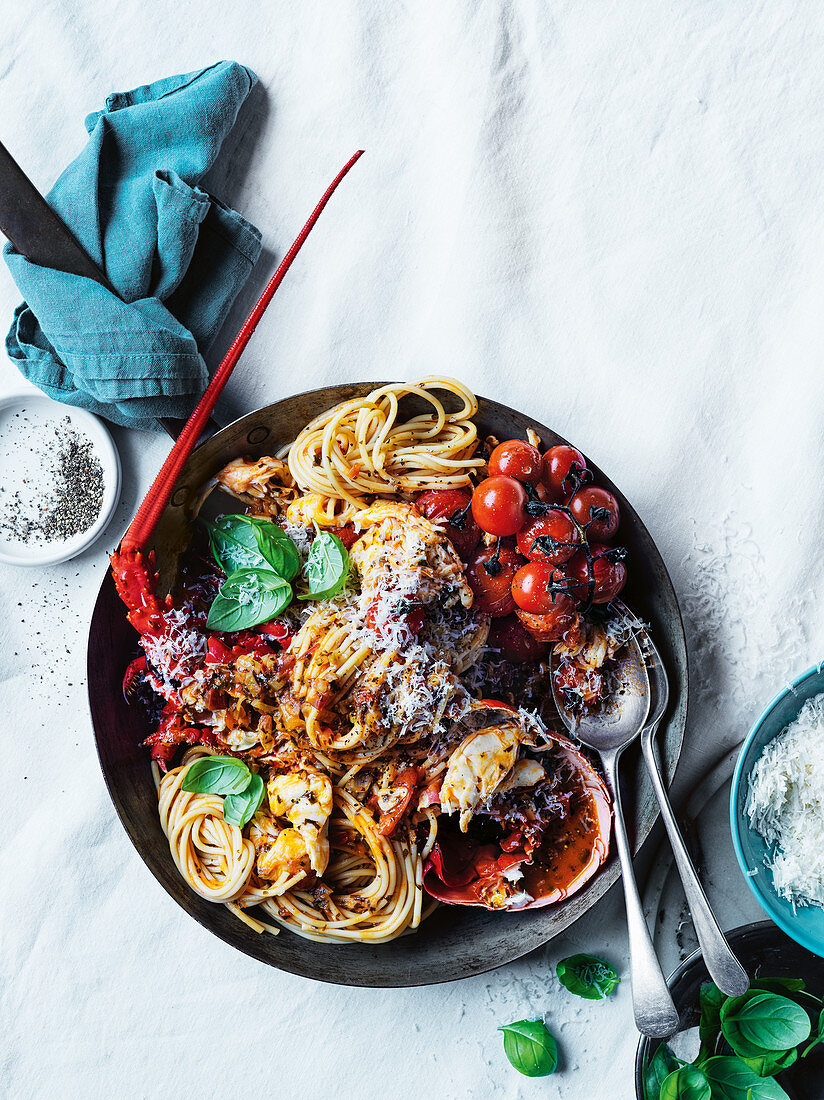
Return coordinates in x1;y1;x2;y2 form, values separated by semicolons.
87;383;688;987
635;921;824;1099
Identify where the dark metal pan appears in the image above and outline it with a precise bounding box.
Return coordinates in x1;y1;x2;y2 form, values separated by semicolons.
87;382;688;987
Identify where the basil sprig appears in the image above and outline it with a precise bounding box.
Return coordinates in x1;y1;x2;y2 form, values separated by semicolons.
556;953;620;1000
298;529;349;601
206;568;292;631
182;755;263;828
644;976;823;1099
205;515;300;581
498;1019;557;1077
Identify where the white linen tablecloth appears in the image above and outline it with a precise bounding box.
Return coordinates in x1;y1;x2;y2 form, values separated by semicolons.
2;3;824;1097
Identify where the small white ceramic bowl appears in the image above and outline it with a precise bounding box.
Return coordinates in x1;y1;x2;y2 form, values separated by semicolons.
0;391;121;566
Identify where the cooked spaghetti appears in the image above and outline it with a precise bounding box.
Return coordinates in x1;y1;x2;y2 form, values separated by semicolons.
287;378;486;508
120;377;628;944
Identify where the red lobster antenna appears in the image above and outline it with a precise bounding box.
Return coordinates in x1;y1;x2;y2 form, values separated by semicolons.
119;149;364;554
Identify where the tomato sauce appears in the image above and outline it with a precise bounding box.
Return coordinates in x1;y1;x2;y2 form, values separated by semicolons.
522;780;611;904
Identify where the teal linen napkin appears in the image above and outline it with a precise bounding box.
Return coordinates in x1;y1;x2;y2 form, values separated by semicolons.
4;61;262;431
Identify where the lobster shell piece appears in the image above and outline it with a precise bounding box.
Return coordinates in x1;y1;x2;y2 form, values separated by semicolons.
423;733;611;911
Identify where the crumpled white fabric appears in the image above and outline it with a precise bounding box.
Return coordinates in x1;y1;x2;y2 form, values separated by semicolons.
3;2;824;1098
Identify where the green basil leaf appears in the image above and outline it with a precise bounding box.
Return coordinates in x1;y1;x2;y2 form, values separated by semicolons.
801;1007;824;1058
207;515;300;581
206;516;267;574
643;1043;685;1100
556;953;620;999
298;530;349;601
750;978;806;995
696;981;726;1063
702;1056;790;1099
720;992;811;1054
660;1066;711;1100
222;772;265;828
248;518;300;581
739;1047;797;1078
206;568;292;632
498;1019;558;1077
182;755;252;795
699;982;725;1042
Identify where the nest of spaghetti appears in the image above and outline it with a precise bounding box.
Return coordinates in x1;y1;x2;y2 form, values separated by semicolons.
120;379;624;945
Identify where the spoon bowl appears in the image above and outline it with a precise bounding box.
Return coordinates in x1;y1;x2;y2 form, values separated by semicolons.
553;628;651;753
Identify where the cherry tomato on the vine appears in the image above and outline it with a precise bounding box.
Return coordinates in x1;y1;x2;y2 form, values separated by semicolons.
488;440;543;485
568;486;620;539
471;476;527;537
515;593;579;643
516;510;579;565
465;540;520;616
568;543;627;604
542;445;588;502
511;561;569;614
487;613;549;663
416;489;481;561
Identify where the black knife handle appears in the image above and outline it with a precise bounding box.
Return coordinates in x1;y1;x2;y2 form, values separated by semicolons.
0;140;218;443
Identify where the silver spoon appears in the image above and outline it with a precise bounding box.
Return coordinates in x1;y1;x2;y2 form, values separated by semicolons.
551;631;680;1037
614;602;749;997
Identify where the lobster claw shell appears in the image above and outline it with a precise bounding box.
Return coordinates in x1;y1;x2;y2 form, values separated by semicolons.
423;732;611;911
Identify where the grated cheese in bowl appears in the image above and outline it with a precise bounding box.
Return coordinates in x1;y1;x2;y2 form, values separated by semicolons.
745;693;824;908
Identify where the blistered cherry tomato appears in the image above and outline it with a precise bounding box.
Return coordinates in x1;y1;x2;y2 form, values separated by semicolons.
465;540;520;616
366;601;425;639
487;613;549;663
416;489;481;561
515;594;579;643
554;661;604;707
257;619;295;648
568;544;627;604
375;766;421;836
329;525;361;550
471;476;527;536
542;445;588;502
488;440;543;485
516;510;579;565
511;561;568;614
568;486;620;539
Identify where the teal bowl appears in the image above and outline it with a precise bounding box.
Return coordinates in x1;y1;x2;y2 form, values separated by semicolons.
730;661;824;958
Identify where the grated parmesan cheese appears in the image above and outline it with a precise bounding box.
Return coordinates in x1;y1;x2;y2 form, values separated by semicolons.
281;521;313;557
745;693;824;908
142;602;207;695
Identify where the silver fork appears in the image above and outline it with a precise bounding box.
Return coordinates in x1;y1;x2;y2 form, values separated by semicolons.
617;601;749;997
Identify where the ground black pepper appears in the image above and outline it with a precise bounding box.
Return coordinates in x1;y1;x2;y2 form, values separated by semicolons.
0;413;104;543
